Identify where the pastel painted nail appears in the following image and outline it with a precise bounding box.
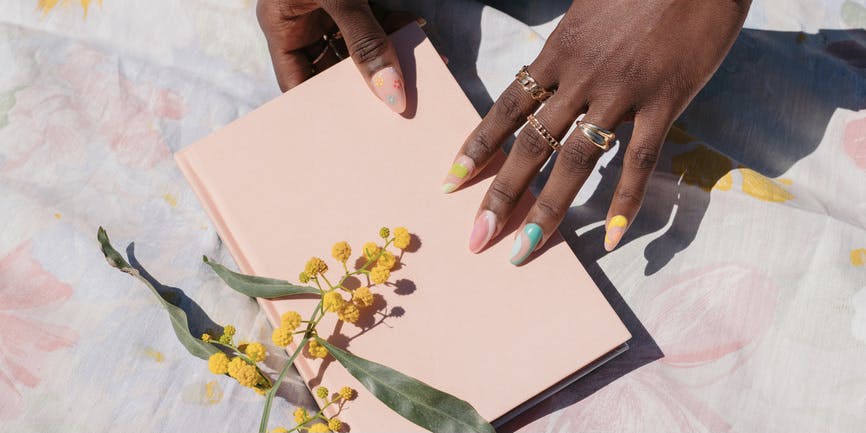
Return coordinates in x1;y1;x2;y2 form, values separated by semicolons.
442;155;475;193
370;66;406;114
604;215;628;252
510;223;543;266
469;210;497;253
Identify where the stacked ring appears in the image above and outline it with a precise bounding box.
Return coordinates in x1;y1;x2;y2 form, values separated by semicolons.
577;121;616;151
516;66;554;102
527;114;562;151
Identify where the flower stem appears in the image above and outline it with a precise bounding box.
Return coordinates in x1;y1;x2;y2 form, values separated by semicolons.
258;337;308;433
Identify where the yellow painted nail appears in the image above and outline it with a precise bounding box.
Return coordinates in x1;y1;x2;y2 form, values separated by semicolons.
604;215;628;252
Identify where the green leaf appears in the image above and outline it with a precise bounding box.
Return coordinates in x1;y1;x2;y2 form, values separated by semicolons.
203;256;319;298
317;338;495;433
97;227;218;360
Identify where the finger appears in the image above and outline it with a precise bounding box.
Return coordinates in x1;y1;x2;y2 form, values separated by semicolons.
319;0;407;113
258;5;331;91
271;50;315;91
442;65;555;193
469;93;581;254
603;111;671;251
510;103;626;265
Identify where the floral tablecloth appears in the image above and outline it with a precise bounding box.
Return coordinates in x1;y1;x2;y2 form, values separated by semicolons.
1;0;864;431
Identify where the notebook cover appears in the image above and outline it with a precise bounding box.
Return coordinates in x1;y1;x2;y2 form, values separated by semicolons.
176;23;631;432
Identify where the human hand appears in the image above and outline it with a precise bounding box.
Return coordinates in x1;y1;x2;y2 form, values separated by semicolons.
443;0;751;264
257;0;409;113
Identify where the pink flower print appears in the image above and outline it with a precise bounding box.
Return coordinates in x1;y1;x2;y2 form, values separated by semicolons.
540;366;731;433
642;263;779;371
2;46;185;171
0;242;77;420
843;117;866;171
393;79;402;90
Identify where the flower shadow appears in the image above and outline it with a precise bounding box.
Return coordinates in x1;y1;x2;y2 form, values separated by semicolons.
125;242;223;338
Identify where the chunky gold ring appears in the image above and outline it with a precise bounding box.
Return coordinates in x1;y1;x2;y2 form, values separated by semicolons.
516;66;554;102
577;121;616;151
527;114;562;151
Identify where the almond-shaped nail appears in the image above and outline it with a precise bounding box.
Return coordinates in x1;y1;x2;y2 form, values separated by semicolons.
469;210;496;253
604;215;628;251
371;67;406;114
510;223;543;266
441;155;475;193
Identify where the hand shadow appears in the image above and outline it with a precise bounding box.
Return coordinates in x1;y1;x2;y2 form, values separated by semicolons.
503;26;866;431
374;2;866;429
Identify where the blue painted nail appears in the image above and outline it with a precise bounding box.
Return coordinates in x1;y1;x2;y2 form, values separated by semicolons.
509;223;543;265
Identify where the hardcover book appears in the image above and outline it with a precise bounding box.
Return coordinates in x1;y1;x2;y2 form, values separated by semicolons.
176;23;631;432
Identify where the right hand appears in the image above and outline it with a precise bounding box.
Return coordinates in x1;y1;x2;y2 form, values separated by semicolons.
256;0;408;113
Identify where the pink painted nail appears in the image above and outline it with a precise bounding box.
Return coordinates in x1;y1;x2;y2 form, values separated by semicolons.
371;66;406;114
469;210;496;253
442;155;475;193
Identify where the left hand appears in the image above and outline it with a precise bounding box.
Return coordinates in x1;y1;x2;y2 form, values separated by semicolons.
442;0;751;265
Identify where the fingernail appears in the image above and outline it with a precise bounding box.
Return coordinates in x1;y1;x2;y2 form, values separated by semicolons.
510;223;543;265
469;210;496;253
416;17;427;27
371;67;406;114
604;215;628;251
441;155;475;193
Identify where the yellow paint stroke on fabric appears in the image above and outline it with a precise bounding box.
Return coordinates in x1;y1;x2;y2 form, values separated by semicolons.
740;168;794;203
181;381;224;405
851;249;866;267
667;124;698;145
38;0;102;17
842;1;866;28
162;193;178;207
671;145;734;191
204;381;222;404
144;347;166;363
53;213;62;219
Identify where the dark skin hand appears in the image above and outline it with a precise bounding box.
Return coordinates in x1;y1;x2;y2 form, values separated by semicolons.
257;0;413;113
443;0;752;264
258;0;752;264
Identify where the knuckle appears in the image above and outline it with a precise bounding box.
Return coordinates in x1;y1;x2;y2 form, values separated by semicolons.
535;198;565;222
514;129;549;160
630;145;659;170
488;179;521;208
348;33;388;65
615;187;644;208
465;129;496;161
561;139;599;171
495;87;528;126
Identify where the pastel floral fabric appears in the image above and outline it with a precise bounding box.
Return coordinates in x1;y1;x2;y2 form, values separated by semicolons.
0;0;864;431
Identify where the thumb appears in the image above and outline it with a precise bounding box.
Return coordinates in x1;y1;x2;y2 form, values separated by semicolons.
319;0;406;113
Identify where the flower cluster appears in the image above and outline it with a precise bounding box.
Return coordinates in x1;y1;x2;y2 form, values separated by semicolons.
271;227;411;362
203;326;272;394
203;226;411;432
273;385;356;433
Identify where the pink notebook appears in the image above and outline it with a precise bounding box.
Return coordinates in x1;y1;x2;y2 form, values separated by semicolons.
176;24;630;432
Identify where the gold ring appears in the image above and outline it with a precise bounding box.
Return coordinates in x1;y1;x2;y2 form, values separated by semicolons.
515;66;554;102
577;121;616;151
527;114;561;151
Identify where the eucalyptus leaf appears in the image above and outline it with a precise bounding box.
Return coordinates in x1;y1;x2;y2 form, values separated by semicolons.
317;338;495;433
203;256;319;298
97;227;218;360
